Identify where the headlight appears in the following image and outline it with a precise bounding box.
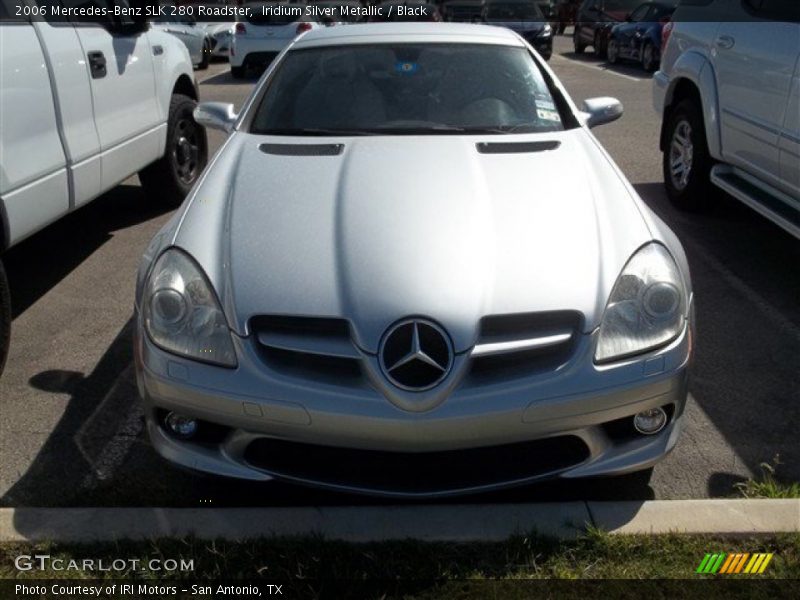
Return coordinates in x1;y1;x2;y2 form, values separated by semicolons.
595;243;687;363
538;24;553;37
143;249;237;368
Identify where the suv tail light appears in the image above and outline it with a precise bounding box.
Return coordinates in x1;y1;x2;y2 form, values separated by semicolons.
296;22;313;34
661;20;674;56
235;22;247;35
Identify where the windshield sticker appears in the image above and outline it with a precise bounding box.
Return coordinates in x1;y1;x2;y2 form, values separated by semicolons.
537;109;560;122
537;99;556;110
395;62;418;75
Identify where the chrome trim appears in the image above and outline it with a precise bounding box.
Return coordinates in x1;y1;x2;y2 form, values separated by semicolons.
471;332;572;357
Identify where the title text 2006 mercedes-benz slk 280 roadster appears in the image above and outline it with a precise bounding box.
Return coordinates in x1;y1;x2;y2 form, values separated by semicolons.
134;23;693;497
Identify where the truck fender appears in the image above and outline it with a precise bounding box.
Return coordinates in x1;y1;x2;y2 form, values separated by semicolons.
660;50;721;160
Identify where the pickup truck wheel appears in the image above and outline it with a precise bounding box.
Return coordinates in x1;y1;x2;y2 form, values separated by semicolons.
139;94;208;207
231;65;245;79
0;259;10;376
663;99;714;211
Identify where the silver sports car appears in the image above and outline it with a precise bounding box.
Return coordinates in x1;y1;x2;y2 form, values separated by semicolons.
134;23;693;497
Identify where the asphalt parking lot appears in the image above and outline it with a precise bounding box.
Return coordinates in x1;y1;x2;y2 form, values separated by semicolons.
1;34;798;508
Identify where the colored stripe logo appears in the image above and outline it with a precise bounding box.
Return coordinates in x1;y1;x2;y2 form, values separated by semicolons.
696;553;774;574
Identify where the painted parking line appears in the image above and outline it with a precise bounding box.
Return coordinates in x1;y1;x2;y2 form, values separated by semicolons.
551;53;646;83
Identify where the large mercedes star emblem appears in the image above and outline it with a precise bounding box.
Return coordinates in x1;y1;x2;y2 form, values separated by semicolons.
379;319;453;392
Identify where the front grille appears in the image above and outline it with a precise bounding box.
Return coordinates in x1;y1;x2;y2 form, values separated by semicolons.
244;436;590;493
251;315;364;384
467;311;581;384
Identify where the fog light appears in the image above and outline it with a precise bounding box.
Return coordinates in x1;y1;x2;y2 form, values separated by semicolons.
165;412;198;439
633;407;667;435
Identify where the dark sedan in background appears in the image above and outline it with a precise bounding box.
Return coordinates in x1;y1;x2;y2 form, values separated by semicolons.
606;1;676;71
573;0;642;57
482;0;554;59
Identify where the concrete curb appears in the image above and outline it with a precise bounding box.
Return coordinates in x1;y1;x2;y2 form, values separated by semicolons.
0;500;797;543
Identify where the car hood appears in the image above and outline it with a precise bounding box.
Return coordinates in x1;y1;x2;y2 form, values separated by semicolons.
173;129;653;353
198;22;233;35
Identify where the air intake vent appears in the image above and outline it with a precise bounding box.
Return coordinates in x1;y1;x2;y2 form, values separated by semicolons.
259;143;344;156
467;311;581;383
476;141;560;154
244;436;590;494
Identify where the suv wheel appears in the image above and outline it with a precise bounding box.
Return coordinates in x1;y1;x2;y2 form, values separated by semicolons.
0;258;10;376
663;98;714;210
573;28;587;53
139;94;208;207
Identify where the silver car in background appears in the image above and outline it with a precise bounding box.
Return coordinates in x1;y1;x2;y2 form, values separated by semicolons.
134;23;693;497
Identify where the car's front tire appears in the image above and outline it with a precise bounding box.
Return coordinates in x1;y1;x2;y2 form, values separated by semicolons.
139;94;208;207
594;31;606;58
606;38;619;64
0;258;10;377
198;40;210;70
641;41;657;72
663;98;715;211
573;28;587;53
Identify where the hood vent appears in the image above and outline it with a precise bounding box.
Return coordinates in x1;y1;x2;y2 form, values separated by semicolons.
259;143;344;157
476;141;560;154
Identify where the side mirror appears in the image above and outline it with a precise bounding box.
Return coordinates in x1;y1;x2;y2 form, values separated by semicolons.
194;102;238;133
581;97;623;128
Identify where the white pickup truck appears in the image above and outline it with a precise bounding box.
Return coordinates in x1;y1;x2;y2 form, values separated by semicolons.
0;0;208;374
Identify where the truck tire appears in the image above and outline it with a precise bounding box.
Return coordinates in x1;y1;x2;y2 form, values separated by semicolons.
139;94;208;207
231;65;245;79
662;98;715;211
0;258;10;376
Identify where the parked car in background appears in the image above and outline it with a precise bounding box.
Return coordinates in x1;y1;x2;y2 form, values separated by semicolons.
0;0;206;376
442;0;485;21
151;2;211;69
230;2;320;78
482;0;553;59
573;0;641;57
606;1;676;72
654;0;800;237
191;4;238;59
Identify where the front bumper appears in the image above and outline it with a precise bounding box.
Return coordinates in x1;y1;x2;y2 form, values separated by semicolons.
135;313;692;498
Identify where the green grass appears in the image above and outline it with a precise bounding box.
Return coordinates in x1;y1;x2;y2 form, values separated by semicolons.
1;531;799;598
736;457;800;499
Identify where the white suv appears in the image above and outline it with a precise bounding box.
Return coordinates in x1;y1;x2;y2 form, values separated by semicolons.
653;0;799;238
0;0;208;374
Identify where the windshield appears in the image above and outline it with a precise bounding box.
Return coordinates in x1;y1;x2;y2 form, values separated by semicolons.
485;2;544;20
250;44;565;136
